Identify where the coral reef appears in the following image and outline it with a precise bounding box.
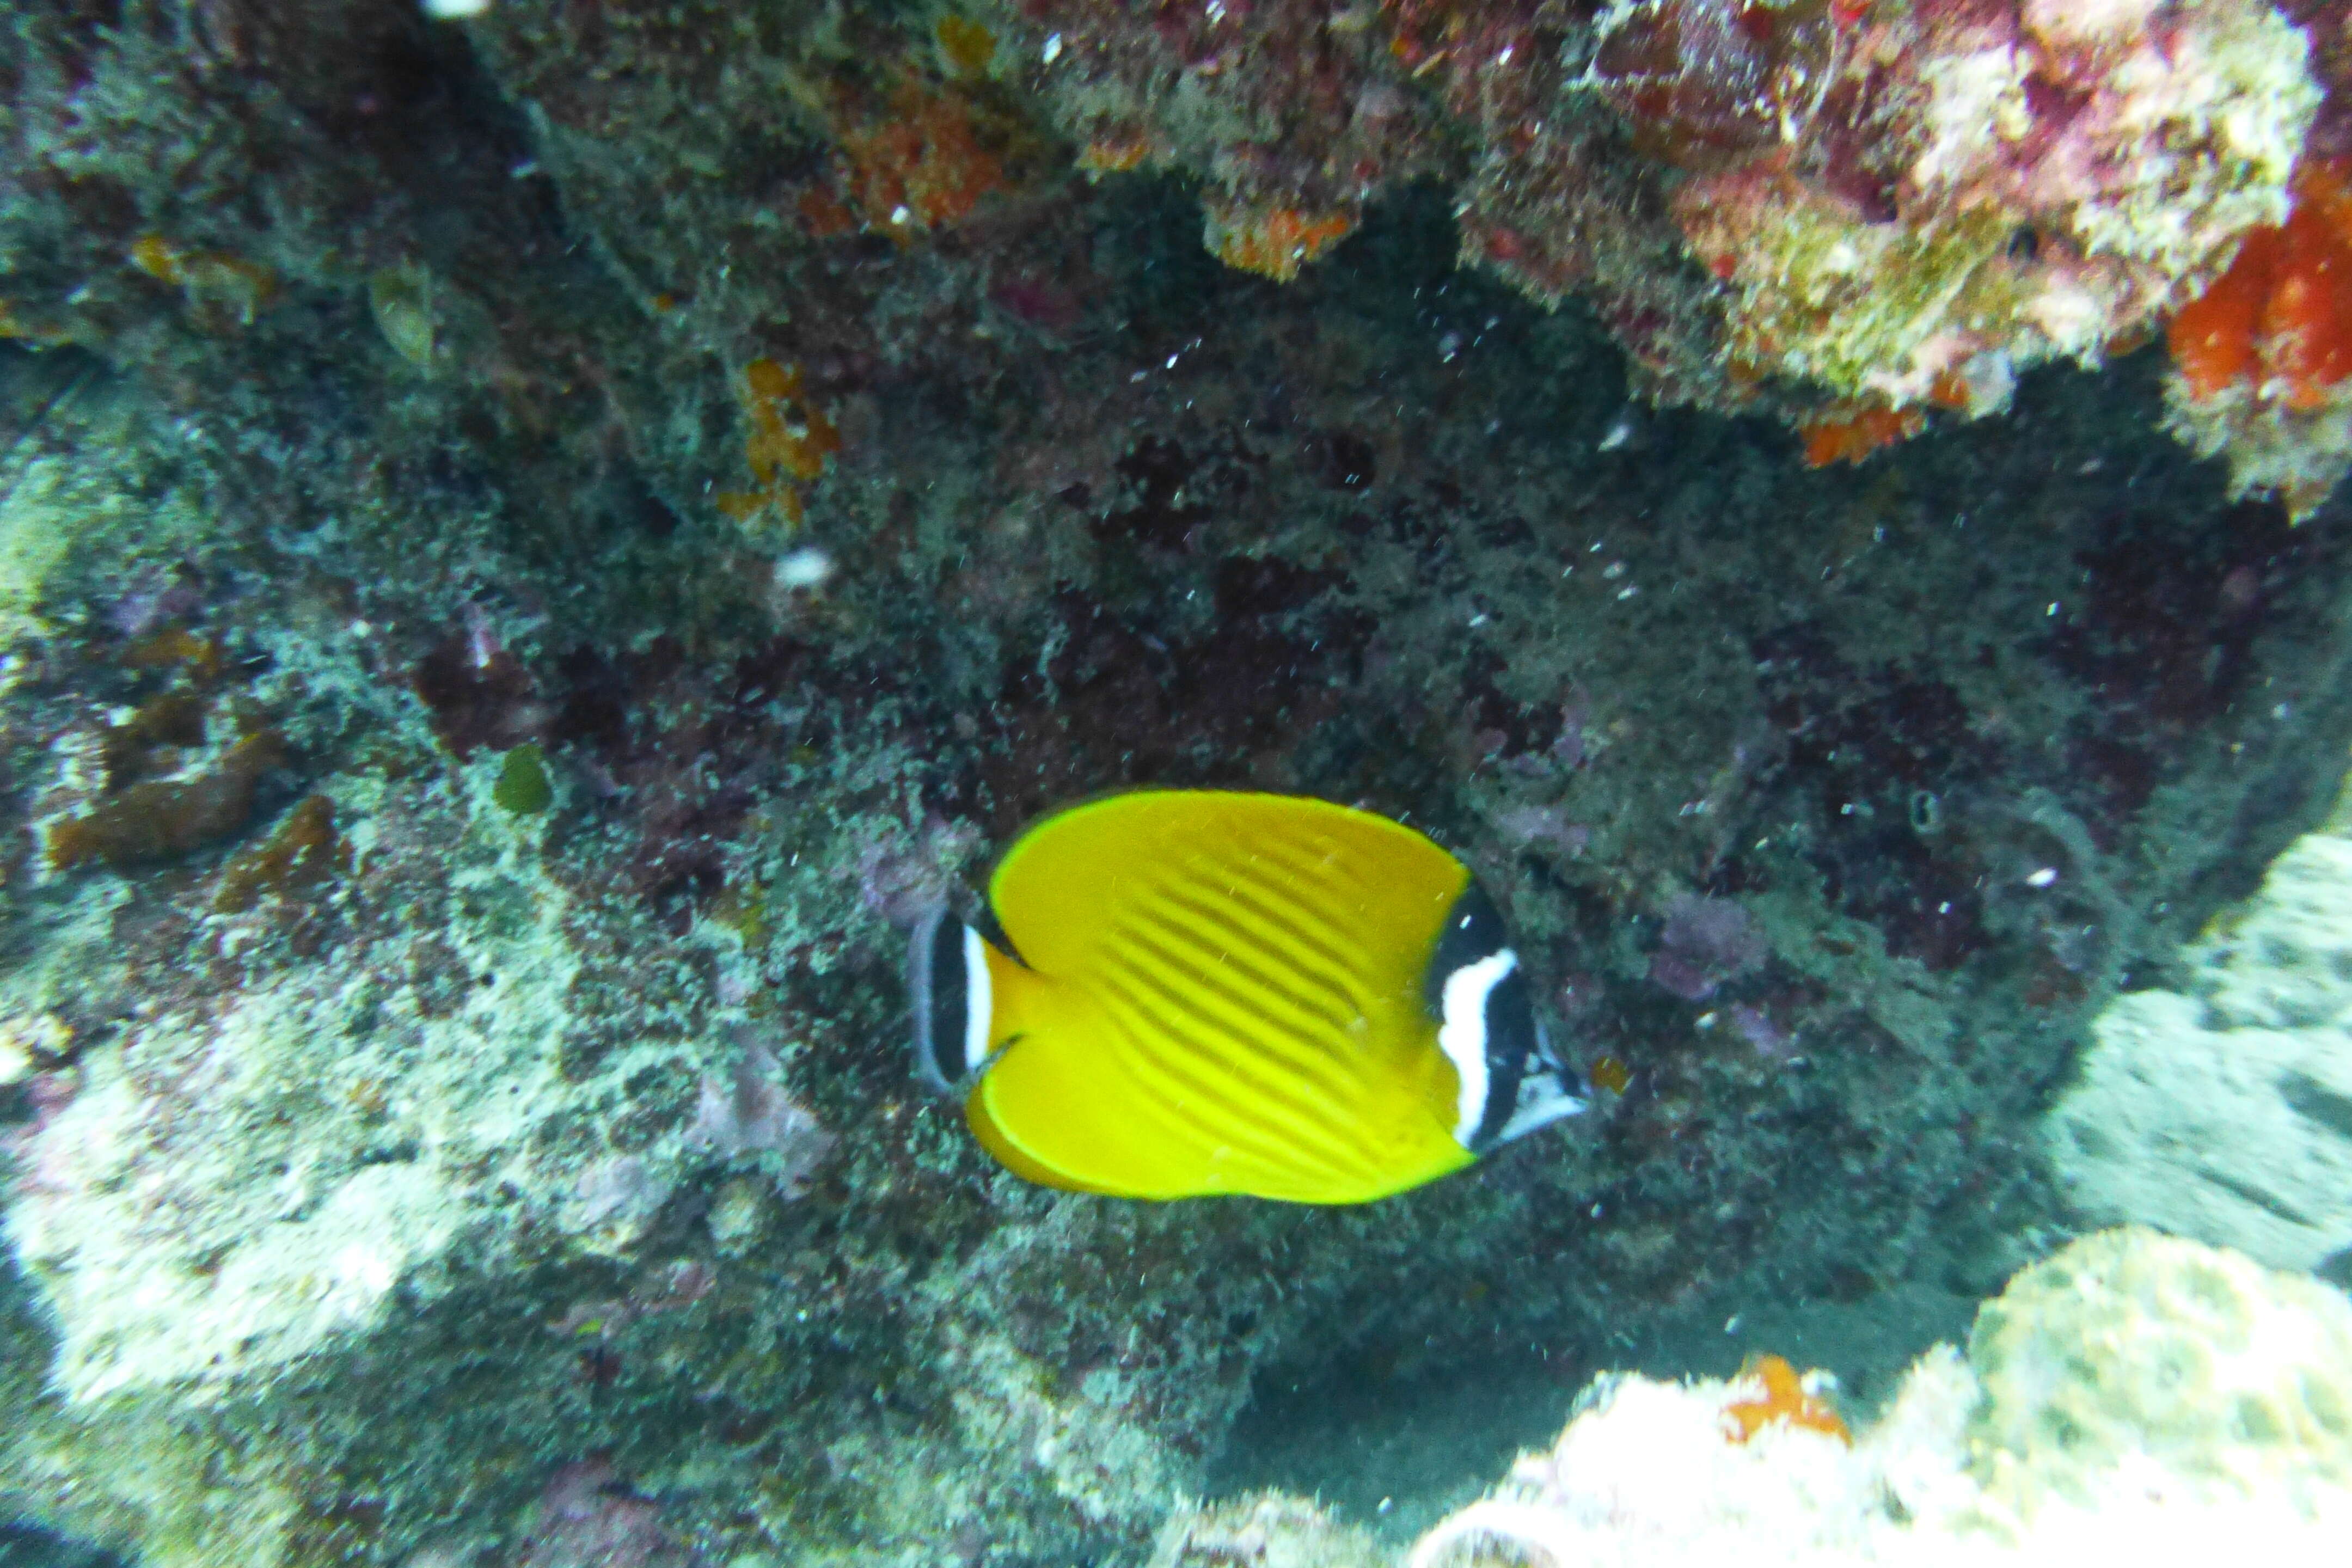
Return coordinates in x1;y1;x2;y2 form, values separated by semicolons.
1676;0;2314;413
1968;1227;2352;1511
994;0;2333;483
510;1462;689;1568
1149;1493;1382;1568
3;2;2352;1566
7;755;776;1400
6;0;2348;502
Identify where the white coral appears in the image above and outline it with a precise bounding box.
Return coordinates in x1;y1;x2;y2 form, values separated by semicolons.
1409;1229;2352;1567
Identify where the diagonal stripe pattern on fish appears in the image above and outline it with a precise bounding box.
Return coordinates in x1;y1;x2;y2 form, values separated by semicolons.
908;790;1586;1203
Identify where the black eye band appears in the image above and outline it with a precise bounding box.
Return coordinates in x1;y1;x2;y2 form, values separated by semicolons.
1425;882;1543;1153
1426;881;1511;1015
1468;963;1537;1152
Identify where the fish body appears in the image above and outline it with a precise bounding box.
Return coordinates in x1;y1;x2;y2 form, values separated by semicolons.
909;790;1585;1203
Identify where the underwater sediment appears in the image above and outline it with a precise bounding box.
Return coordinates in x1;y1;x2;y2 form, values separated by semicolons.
3;2;2351;1565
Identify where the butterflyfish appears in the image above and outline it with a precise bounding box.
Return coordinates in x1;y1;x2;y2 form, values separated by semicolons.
907;789;1587;1203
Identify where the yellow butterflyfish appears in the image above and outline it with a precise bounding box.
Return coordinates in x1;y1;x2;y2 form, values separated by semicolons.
908;789;1585;1203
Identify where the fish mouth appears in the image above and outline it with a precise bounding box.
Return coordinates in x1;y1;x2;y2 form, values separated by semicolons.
1493;1063;1588;1146
1492;1022;1587;1147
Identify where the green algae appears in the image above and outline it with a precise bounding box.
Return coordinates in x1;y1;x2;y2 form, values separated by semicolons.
492;744;553;816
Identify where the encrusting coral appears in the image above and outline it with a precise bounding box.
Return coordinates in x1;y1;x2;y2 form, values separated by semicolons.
1674;0;2316;416
999;0;2333;489
446;0;2352;507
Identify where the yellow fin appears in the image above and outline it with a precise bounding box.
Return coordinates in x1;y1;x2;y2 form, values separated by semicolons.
966;1088;1119;1193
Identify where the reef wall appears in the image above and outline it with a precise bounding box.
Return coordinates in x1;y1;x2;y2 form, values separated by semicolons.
2;2;2351;1565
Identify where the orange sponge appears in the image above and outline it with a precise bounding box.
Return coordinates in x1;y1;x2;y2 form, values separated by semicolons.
1721;1353;1851;1445
1800;403;1922;467
2170;160;2352;409
715;358;840;530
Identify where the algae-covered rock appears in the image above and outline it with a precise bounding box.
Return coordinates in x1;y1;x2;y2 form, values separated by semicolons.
5;773;711;1400
0;363;209;647
2049;788;2352;1277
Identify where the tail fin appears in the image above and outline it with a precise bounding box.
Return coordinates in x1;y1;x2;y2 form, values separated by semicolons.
909;903;994;1097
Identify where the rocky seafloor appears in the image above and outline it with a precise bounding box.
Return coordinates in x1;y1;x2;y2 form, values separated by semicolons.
4;3;2352;1566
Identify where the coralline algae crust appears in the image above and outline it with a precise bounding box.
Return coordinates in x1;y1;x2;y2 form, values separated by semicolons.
2053;0;2314;279
1689;0;2317;416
